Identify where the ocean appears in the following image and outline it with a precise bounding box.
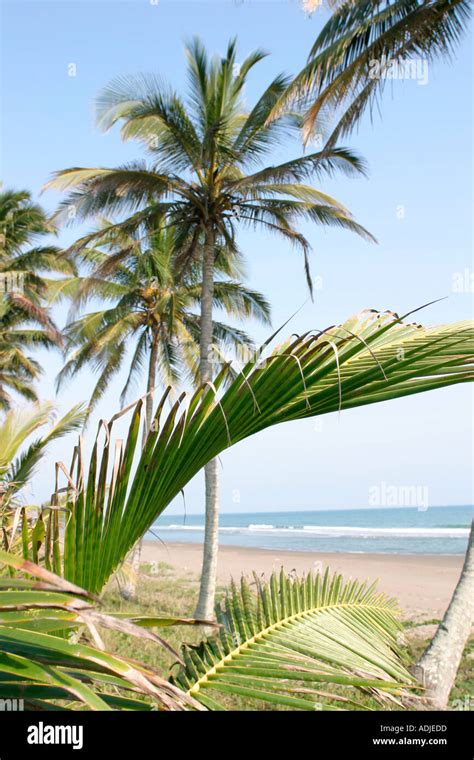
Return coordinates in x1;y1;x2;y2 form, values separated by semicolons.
150;505;472;555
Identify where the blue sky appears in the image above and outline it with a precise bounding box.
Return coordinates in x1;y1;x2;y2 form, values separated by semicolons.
1;1;472;513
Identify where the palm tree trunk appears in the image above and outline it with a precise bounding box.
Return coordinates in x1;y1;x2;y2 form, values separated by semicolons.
413;519;474;709
143;328;159;447
194;228;220;620
120;329;159;601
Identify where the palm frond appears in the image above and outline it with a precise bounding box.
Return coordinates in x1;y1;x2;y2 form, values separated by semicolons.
229;147;368;187
274;0;472;143
45;164;180;224
39;307;472;595
0;402;55;473
6;404;88;496
172;569;415;710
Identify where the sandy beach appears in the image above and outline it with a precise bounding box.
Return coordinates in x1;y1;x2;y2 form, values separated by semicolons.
142;540;463;622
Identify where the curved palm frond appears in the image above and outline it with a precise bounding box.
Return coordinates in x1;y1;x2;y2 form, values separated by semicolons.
172;569;415;710
5;404;88;498
33;307;473;595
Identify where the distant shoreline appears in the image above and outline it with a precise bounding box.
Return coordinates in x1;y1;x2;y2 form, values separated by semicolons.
151;505;472;556
142;540;464;621
143;538;466;561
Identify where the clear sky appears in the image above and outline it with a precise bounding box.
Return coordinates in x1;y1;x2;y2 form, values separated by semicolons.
1;1;472;513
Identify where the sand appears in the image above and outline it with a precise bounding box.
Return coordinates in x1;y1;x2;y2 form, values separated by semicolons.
142;540;463;621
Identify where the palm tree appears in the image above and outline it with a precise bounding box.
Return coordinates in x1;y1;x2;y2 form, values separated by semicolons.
274;0;471;143
52;220;271;598
0;189;74;408
46;38;375;619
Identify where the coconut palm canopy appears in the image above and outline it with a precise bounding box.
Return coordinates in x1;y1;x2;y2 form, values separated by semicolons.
0;190;74;408
49;220;271;419
0;302;45;409
46;37;375;294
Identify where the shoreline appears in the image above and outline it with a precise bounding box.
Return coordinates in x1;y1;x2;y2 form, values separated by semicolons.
142;540;463;621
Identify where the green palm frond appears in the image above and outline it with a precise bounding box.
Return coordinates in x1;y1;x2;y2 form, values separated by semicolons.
230;146;368;187
0;190;55;252
202;281;272;325
0;376;38;409
33;307;472;595
0;402;87;513
274;0;471;144
0;551;199;711
6;404;88;496
0;402;55;472
172;569;415;710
